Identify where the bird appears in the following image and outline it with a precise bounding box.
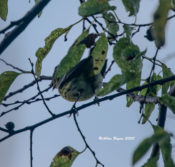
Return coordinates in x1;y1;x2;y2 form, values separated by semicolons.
52;49;107;102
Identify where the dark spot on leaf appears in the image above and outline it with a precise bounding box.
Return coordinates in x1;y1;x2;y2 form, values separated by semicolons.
102;50;105;54
58;147;73;160
94;67;98;71
126;55;136;61
154;13;160;20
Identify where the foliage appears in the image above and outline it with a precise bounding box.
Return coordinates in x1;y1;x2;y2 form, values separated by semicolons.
0;0;175;167
0;71;20;104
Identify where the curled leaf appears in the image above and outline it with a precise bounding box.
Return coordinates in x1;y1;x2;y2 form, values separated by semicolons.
35;25;73;76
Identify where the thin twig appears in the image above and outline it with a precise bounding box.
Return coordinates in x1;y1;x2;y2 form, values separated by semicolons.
104;60;114;76
0;127;9;133
73;113;104;167
2;94;59;107
29;59;55;117
3;75;52;101
142;55;162;67
0;85;53;117
115;14;175;27
30;129;34;167
92;16;117;41
1;74;175;142
138;48;159;123
0;58;31;73
117;88;159;104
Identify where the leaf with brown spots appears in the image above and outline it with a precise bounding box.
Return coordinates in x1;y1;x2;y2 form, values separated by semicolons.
91;33;108;75
50;146;80;167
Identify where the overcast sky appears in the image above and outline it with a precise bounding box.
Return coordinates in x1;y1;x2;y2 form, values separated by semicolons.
0;0;175;167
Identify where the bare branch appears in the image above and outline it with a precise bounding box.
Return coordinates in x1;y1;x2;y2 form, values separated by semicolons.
1;75;175;142
3;75;52;101
0;58;31;73
30;129;34;167
29;59;55;117
117;88;159;104
138;48;159;123
0;0;51;55
73;113;104;167
0;85;53;117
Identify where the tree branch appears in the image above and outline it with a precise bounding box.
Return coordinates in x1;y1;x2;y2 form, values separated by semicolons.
1;75;175;142
0;58;31;73
2;75;52;101
73;113;104;167
29;59;54;117
0;85;53;117
0;0;51;55
117;88;159;104
30;129;34;167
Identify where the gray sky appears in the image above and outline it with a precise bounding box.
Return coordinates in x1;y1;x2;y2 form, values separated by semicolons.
0;0;175;167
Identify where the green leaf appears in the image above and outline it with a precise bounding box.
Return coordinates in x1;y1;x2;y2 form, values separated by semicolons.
140;73;162;97
126;72;141;89
79;0;115;17
0;71;20;104
126;96;134;107
122;0;140;16
162;64;174;95
0;0;8;21
123;24;133;39
50;146;80;167
160;136;175;167
153;0;171;48
142;156;158;167
132;127;170;165
35;25;73;76
113;37;143;90
113;38;142;75
159;95;175;114
125;72;141;107
142;104;155;124
91;33;108;75
152;125;175;167
96;74;126;96
53;29;89;79
132;137;154;165
103;12;119;38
